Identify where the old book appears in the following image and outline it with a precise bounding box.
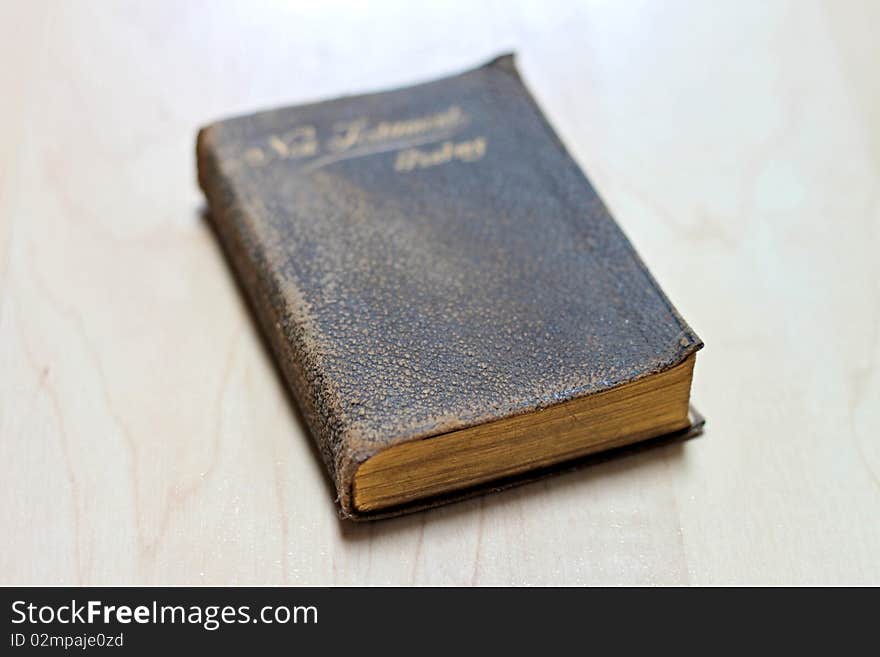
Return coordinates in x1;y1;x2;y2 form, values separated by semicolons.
197;54;704;520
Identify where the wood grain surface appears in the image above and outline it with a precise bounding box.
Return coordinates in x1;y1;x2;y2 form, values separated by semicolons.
1;0;878;585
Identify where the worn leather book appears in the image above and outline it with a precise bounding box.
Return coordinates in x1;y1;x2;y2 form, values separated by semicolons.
197;54;704;520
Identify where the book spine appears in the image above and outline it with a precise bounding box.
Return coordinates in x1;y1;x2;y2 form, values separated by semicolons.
196;128;353;515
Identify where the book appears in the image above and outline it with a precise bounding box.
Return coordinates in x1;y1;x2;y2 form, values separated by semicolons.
197;54;704;520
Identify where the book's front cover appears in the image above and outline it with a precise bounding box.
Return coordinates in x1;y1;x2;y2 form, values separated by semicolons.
198;54;703;519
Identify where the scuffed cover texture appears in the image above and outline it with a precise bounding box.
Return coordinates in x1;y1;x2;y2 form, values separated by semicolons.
197;54;703;518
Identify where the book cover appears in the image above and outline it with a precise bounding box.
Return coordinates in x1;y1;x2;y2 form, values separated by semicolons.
197;54;703;519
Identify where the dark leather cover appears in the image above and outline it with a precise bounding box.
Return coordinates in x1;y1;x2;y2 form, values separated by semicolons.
197;54;703;520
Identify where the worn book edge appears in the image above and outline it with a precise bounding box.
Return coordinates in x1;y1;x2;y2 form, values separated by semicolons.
351;405;706;521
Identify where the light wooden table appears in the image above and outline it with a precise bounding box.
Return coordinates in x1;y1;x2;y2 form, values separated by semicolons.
1;0;878;585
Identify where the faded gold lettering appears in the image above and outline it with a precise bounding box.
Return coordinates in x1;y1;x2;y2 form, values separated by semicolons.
394;137;486;172
268;135;289;157
240;106;471;170
327;119;368;152
266;125;318;159
327;106;464;153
